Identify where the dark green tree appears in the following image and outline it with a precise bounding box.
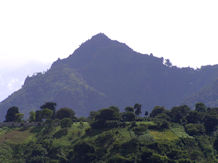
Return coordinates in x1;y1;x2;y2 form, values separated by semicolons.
88;111;98;121
60;118;72;128
150;106;166;118
40;102;57;118
42;108;53;120
122;112;136;121
186;111;204;123
29;111;36;122
185;123;205;136
214;136;218;151
204;114;218;132
134;103;142;116
68;142;96;162
16;113;24;122
125;106;134;112
145;111;149;117
95;108;120;121
5;106;19;122
35;110;43;122
170;105;190;123
55;108;76;120
195;102;207;112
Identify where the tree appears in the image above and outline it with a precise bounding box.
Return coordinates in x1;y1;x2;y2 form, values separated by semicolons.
35;110;43;122
55;108;76;120
40;102;57;118
150;106;166;118
122;112;136;121
125;106;134;112
16;113;24;122
29;111;36;122
134;104;142;116
185;123;205;136
214;136;218;151
186;111;204;123
204;114;218;132
42;108;53;120
170;105;191;123
5;106;19;122
165;59;172;67
69;142;96;162
195;102;207;112
145;111;149;117
95;108;120;121
88;111;98;121
60;118;72;128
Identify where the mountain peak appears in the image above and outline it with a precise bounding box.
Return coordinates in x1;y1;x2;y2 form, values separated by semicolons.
90;33;110;41
76;33;113;51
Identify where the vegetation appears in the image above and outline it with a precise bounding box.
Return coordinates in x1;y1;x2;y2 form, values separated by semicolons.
0;102;217;162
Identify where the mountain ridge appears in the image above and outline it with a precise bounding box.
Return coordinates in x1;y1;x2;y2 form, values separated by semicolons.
1;33;218;120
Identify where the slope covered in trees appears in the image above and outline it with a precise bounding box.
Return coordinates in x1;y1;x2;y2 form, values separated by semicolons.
1;33;218;119
0;103;218;162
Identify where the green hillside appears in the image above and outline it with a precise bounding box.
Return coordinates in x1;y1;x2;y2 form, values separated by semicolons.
0;103;217;162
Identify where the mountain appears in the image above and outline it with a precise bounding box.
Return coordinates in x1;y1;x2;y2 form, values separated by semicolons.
185;78;218;107
1;33;218;120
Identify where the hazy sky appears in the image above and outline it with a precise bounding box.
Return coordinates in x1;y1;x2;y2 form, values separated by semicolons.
0;0;218;101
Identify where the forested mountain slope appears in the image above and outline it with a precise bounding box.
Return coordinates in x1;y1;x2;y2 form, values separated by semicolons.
1;33;218;119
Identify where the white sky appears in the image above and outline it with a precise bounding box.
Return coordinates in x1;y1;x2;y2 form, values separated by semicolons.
0;0;218;101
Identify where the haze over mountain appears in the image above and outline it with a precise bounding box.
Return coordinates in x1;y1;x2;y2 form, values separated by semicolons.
0;62;50;101
1;33;218;120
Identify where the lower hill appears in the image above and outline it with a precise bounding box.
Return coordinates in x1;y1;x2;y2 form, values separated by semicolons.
0;104;217;162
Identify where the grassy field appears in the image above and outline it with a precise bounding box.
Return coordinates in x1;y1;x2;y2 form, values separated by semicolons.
0;127;35;144
170;123;192;138
0;121;192;147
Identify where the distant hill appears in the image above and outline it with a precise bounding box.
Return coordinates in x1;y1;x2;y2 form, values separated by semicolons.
185;79;218;107
1;33;218;120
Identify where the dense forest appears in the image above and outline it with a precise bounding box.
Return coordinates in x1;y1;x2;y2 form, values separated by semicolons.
2;33;218;120
0;102;218;162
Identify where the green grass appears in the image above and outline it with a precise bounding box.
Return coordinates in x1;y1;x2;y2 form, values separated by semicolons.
136;121;156;126
0;128;35;144
149;129;178;142
170;123;193;138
